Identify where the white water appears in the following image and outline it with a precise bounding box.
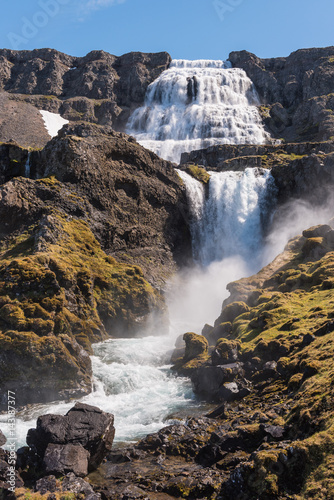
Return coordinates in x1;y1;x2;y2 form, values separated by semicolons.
168;168;277;332
24;152;31;178
178;168;277;266
0;336;195;448
39;110;69;138
126;59;269;163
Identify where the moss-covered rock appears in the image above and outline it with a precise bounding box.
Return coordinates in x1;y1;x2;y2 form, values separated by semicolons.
183;332;208;361
0;206;168;405
214;301;250;326
185;164;211;184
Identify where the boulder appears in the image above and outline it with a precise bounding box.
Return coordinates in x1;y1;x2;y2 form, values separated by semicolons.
43;443;90;477
183;332;208;361
217;381;251;402
207;322;232;345
191;364;245;399
302;224;332;238
61;472;101;499
35;472;101;498
214;301;250;327
35;475;58;494
27;403;115;472
211;339;240;365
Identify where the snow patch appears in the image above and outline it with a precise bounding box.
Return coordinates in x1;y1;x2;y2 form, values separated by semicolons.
39;110;69;138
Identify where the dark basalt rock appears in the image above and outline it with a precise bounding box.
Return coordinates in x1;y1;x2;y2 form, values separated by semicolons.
191;364;245;399
35;472;101;498
43;443;90;477
27;403;115;473
0;48;171;147
229;46;334;143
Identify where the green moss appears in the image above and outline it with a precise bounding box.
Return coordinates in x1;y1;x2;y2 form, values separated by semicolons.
0;212;166;400
185;165;210;184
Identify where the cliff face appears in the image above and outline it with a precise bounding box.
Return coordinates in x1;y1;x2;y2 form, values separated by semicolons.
0;123;191;406
0;48;171;147
229;47;334;142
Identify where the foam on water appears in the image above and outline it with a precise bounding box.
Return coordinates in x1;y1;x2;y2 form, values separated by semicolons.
0;336;194;448
126;59;269;162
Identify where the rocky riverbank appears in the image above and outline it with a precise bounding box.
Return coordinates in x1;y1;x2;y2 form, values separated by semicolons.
2;222;334;499
0;123;191;406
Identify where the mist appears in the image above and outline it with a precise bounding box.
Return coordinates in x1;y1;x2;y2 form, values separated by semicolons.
166;256;251;336
167;195;334;340
262;196;334;266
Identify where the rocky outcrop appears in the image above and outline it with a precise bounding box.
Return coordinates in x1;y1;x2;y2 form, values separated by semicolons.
0;48;171;147
28;122;191;283
168;222;334;497
229;47;334;142
7;404;110;498
180;140;334;206
35;473;100;499
0;124;191;405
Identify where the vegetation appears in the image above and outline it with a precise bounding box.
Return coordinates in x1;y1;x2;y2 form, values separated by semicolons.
0;206;165;402
185;164;211;184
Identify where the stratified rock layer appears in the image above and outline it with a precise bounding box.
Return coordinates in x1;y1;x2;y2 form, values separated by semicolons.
229;46;334;142
0;48;171;147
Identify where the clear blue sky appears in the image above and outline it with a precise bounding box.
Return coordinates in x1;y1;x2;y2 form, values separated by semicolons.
0;0;333;60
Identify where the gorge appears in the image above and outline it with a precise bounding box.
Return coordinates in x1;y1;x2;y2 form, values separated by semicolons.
0;46;334;499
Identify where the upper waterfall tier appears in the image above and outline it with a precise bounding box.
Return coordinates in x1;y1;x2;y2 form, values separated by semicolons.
126;59;270;163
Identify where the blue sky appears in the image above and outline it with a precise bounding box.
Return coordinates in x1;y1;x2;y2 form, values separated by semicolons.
0;0;333;60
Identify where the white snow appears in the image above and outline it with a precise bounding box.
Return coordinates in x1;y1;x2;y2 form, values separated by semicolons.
39;110;69;138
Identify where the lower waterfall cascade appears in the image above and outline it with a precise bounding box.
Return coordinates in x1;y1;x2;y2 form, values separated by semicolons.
126;59;270;163
177;167;278;266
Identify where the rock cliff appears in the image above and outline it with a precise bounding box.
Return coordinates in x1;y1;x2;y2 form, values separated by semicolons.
229;46;334;142
0;48;171;147
0;123;191;406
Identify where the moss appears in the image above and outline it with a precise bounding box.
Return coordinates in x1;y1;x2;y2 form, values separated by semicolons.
0;213;166;401
15;488;80;499
185;164;210;184
36;175;60;186
183;332;208;360
215;338;240;362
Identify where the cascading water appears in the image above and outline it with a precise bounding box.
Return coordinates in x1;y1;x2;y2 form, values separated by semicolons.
25;152;31;178
2;59;278;451
178;168;277;266
168;168;277;333
126;59;269;163
1;336;195;448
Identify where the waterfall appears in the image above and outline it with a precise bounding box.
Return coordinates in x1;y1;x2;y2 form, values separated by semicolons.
178;168;277;266
126;59;269;163
25;152;31;178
